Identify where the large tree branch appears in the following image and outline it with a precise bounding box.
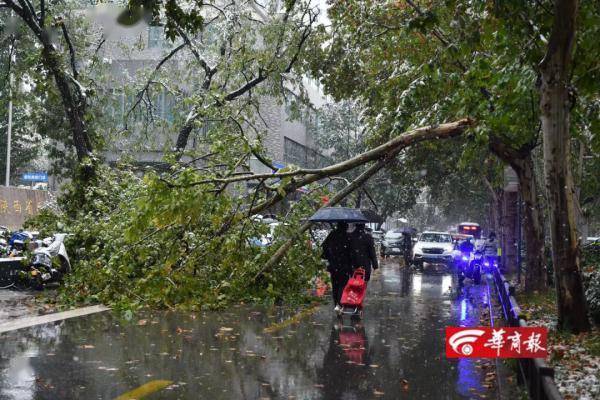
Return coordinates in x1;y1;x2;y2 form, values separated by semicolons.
488;134;537;166
59;21;78;80
253;118;474;279
3;0;41;38
248;118;473;216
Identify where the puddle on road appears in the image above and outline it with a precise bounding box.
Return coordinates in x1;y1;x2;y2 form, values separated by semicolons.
0;267;507;399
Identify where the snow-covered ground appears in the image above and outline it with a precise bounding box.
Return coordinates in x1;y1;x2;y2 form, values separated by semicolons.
524;303;600;400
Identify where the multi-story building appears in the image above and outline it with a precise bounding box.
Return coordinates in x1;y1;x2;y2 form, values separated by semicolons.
92;6;329;173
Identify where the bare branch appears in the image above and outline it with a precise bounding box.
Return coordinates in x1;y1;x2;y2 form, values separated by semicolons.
39;0;44;25
59;21;78;80
124;42;186;126
94;34;106;55
176;26;215;76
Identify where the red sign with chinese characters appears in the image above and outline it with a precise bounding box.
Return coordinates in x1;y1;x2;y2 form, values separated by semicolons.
446;327;548;358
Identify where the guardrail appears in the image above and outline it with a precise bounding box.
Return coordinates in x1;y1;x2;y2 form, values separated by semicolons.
491;268;562;400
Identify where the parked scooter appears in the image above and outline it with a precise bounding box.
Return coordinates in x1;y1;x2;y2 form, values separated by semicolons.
6;230;38;257
25;234;71;290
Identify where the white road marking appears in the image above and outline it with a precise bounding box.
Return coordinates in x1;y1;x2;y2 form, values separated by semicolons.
0;305;109;334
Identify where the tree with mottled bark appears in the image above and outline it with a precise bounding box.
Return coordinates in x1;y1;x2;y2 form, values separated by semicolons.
539;0;590;333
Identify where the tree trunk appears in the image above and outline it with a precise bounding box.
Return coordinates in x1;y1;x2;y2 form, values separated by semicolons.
539;0;590;332
489;137;546;291
43;48;93;162
513;156;547;292
6;2;95;166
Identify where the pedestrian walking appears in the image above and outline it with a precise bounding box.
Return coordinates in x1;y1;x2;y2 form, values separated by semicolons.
322;222;352;313
401;231;413;268
349;223;379;281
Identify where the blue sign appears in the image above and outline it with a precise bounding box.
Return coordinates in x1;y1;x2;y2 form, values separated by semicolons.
22;172;48;182
272;161;286;170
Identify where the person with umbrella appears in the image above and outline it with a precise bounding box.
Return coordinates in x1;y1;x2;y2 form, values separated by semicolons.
311;208;370;313
401;228;415;268
321;222;353;313
349;223;379;281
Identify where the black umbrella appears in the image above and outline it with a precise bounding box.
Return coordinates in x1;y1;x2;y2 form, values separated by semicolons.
309;207;369;223
360;208;383;224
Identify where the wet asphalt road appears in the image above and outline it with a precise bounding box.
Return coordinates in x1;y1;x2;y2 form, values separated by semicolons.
0;262;510;399
0;291;38;322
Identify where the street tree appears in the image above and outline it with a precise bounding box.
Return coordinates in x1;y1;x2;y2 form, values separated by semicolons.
0;14;44;181
0;0;96;168
305;0;599;299
539;0;590;333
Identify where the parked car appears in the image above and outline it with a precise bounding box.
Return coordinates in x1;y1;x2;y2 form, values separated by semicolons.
412;231;455;270
371;230;385;243
380;230;404;256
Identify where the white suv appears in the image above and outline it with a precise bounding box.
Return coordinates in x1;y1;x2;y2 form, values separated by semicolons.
412;231;455;270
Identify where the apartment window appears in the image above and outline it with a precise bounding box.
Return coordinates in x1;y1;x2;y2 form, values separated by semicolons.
284;137;307;167
148;26;165;48
284;137;329;169
155;90;173;121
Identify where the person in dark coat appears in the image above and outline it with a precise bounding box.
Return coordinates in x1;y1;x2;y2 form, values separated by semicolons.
349;223;379;281
322;222;352;311
401;231;413;268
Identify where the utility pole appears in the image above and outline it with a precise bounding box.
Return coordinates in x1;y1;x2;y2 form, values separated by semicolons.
5;72;13;187
5;12;15;187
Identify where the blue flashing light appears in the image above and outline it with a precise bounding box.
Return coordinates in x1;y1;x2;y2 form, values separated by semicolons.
460;298;467;322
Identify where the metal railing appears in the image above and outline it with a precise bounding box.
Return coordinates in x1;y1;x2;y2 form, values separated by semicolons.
492;268;563;400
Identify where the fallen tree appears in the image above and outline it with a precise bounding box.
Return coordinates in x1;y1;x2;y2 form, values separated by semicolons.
26;118;472;311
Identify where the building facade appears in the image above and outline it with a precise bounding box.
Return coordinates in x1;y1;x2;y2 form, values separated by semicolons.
92;6;328;172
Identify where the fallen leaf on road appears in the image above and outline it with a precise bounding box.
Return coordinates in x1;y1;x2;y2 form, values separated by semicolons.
373;389;385;396
137;319;148;326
